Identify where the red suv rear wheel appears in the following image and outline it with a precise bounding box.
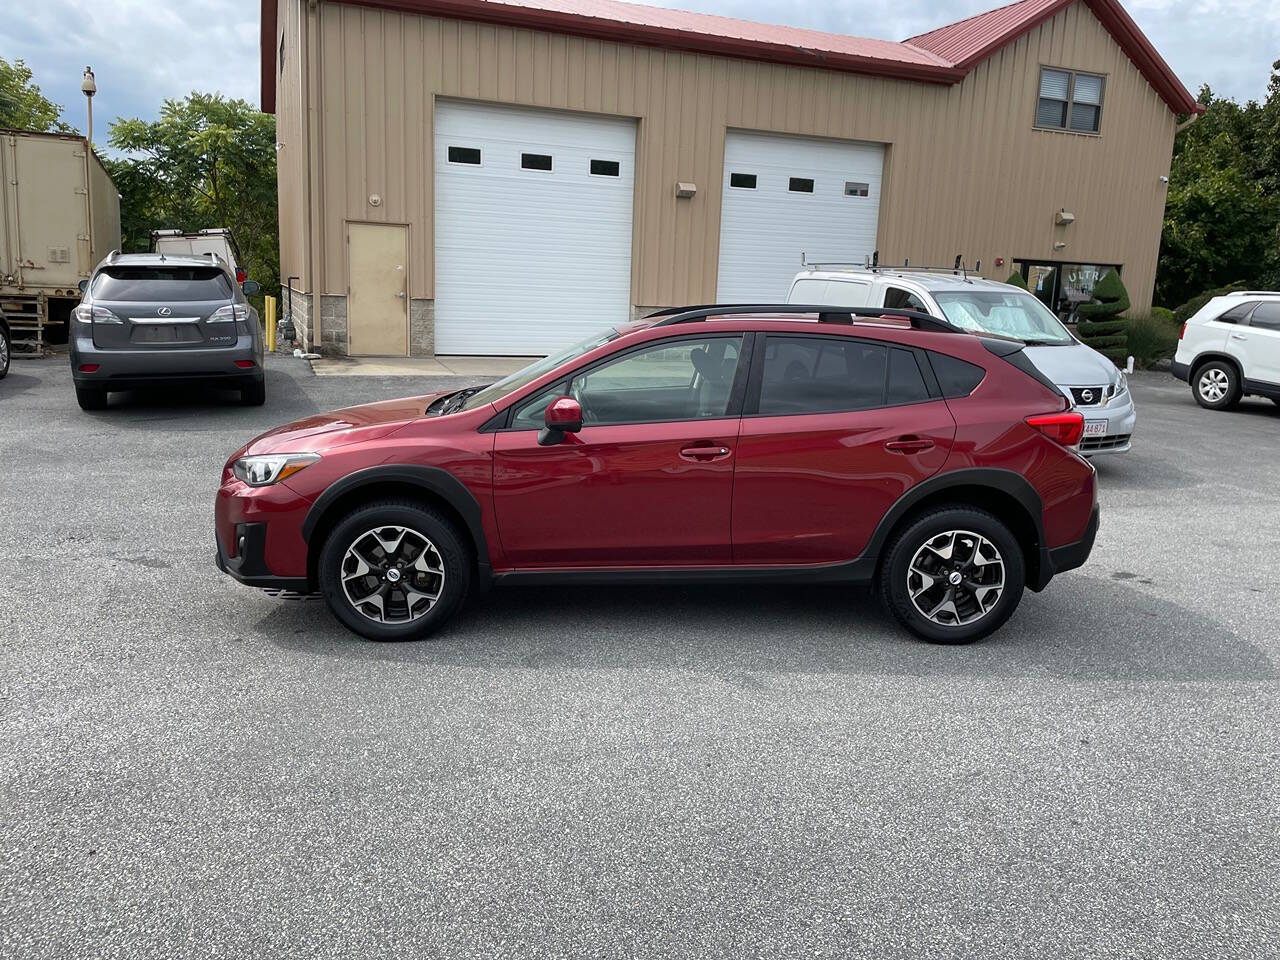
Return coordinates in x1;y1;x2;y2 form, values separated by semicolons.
879;506;1026;644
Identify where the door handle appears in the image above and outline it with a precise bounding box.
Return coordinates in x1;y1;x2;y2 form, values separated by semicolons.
885;436;935;453
679;445;732;462
1230;333;1247;340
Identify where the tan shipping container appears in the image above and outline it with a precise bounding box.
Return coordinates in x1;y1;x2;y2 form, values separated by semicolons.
1;129;121;354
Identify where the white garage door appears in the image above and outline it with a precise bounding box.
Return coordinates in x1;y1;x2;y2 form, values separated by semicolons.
434;101;636;355
716;130;884;303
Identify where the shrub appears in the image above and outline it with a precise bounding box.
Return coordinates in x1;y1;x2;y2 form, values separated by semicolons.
1005;271;1028;290
1076;270;1130;365
1171;283;1248;325
1125;312;1181;369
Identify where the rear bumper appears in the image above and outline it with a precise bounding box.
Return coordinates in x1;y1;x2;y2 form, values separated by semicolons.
70;332;261;388
1170;360;1191;383
1044;503;1099;580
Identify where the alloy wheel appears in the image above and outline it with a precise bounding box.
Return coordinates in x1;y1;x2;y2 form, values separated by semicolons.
907;529;1005;627
0;330;9;371
340;525;446;624
1198;368;1230;403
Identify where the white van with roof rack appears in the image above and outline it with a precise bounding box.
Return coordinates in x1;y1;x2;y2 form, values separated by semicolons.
785;259;1137;455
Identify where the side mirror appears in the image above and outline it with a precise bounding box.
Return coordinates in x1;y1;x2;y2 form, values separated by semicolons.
242;280;261;295
538;396;583;445
78;279;88;294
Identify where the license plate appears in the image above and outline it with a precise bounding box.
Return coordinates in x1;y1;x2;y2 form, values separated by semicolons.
1084;420;1108;437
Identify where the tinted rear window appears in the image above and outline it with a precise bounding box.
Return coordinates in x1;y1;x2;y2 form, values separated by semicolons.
91;266;232;302
758;336;888;415
887;349;930;405
928;352;985;397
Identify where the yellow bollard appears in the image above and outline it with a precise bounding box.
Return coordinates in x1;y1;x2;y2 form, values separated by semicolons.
265;295;277;353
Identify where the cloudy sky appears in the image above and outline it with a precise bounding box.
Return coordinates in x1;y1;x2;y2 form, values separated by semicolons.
4;0;1277;139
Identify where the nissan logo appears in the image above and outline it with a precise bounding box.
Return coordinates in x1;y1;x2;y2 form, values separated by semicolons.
1081;389;1094;403
156;306;172;317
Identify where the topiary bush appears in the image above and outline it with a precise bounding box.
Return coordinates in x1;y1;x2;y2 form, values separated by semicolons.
1005;271;1028;290
1125;311;1181;368
1171;282;1248;324
1076;270;1130;365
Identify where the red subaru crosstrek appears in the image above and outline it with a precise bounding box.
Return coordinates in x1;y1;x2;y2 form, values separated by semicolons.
216;306;1098;644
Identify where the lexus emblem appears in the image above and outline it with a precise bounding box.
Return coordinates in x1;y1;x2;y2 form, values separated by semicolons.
1081;389;1094;403
156;306;172;317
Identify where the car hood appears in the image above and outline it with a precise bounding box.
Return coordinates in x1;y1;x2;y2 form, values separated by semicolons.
1023;341;1118;387
236;392;447;457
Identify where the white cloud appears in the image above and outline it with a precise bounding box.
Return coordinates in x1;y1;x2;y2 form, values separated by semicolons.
2;0;1276;146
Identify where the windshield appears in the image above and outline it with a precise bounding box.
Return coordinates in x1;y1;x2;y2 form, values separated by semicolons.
91;266;233;302
459;328;620;412
933;290;1074;345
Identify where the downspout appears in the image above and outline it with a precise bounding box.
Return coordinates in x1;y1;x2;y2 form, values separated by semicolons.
303;0;322;355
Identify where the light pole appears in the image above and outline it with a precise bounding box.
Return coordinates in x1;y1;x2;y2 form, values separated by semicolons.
81;66;97;267
81;66;96;147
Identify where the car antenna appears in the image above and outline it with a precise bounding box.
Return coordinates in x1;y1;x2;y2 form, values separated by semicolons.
953;255;962;277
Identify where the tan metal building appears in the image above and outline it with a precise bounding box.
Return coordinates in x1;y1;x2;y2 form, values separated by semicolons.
261;0;1199;357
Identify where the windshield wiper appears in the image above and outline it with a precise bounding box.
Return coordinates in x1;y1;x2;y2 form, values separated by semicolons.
1020;338;1071;346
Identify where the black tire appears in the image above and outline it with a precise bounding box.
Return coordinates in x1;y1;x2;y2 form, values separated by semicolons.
0;324;9;380
240;377;266;406
879;506;1026;645
1192;359;1241;410
318;500;471;641
75;385;108;411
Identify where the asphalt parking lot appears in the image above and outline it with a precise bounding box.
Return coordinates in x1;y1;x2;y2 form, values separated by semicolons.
1;356;1277;958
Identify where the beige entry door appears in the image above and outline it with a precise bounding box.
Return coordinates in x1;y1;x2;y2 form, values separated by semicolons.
347;222;409;356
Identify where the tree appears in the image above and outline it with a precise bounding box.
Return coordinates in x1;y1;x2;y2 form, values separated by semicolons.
0;58;74;133
1005;271;1028;290
1076;270;1130;365
1156;72;1280;308
107;93;279;302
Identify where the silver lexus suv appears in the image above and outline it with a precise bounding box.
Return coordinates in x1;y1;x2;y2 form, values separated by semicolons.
787;266;1136;454
70;252;264;411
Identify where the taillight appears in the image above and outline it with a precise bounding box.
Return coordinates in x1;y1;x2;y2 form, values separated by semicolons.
1027;411;1085;447
1179;323;1187;340
236;267;247;284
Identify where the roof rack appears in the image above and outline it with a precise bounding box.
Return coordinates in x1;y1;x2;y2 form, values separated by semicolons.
800;250;981;280
647;303;961;335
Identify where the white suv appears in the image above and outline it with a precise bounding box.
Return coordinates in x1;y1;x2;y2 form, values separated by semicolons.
786;267;1137;454
1172;292;1280;410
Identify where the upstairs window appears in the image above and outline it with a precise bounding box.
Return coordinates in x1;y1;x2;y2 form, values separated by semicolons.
1036;68;1105;134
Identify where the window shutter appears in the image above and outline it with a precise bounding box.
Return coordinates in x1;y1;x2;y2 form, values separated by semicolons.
1072;73;1103;105
1039;69;1070;100
1037;99;1067;128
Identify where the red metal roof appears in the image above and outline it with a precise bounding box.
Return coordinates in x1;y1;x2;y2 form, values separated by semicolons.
909;0;1201;114
260;0;1198;115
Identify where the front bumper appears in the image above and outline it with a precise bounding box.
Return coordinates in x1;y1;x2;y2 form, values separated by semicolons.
1075;391;1137;455
214;476;314;590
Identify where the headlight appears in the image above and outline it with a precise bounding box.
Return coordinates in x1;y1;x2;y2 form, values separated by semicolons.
232;453;320;486
72;304;123;324
208;304;250;323
1112;371;1128;399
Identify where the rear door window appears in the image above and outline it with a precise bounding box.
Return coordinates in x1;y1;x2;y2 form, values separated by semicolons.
1246;302;1280;331
887;349;931;404
91;266;233;301
756;336;888;415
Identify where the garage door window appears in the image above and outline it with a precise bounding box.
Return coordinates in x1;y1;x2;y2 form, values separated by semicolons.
729;173;757;189
447;146;481;165
590;159;620;177
789;177;815;193
521;152;553;172
844;182;869;197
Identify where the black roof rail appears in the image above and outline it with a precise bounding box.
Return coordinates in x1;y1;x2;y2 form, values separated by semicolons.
648;303;961;335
